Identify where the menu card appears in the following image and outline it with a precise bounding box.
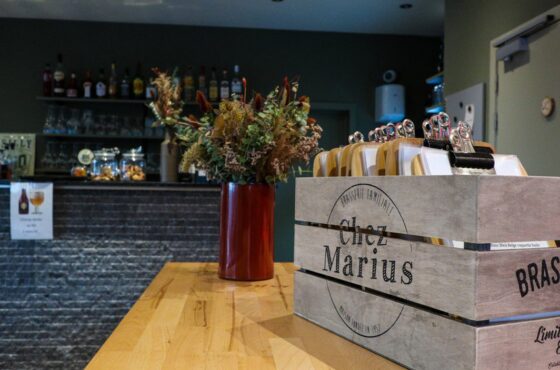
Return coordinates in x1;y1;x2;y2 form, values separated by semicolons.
10;182;53;240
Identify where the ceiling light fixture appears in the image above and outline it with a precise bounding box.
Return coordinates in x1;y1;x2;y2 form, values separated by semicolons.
399;3;413;9
272;0;284;2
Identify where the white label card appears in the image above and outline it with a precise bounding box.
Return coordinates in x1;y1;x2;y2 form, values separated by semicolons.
10;182;53;240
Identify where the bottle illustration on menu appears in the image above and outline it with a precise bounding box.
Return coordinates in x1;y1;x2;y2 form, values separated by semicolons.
18;189;29;215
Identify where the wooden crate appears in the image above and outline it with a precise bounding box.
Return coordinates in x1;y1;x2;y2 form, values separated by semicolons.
294;176;560;370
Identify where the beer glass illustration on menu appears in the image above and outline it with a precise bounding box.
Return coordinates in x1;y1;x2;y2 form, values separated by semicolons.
30;190;45;214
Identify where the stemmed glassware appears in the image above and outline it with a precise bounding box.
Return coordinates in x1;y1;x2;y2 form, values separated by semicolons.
66;109;81;135
29;191;44;214
54;107;67;134
41;142;56;170
43;105;57;134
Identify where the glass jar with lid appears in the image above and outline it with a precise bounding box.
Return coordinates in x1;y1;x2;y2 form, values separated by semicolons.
91;148;119;181
120;147;146;181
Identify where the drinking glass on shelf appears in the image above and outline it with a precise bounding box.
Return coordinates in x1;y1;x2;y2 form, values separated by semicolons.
95;114;107;136
70;143;81;166
41;142;55;170
133;117;143;136
29;191;44;214
55;143;69;170
120;117;131;137
43;105;57;134
107;115;119;136
66;108;81;135
144;116;155;137
55;107;68;134
81;110;95;135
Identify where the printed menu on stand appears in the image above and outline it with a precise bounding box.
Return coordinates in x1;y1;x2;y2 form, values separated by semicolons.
10;182;53;240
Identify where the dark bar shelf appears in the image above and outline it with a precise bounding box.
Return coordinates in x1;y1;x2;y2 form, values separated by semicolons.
37;96;149;104
36;96;214;106
35;168;160;175
38;133;163;140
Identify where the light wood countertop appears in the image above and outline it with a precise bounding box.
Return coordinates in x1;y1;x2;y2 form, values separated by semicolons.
86;263;403;370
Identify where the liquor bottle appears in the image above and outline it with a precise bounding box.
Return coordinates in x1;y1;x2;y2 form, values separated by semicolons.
120;68;131;98
66;72;78;98
95;68;107;98
82;70;93;98
208;67;218;102
132;63;145;99
108;61;118;98
146;78;157;100
18;189;29;215
42;63;53;97
220;68;230;100
182;66;194;102
198;66;207;96
231;65;242;96
53;54;65;97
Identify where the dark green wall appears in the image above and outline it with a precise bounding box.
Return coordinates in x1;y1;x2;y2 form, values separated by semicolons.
444;0;560;96
0;18;439;261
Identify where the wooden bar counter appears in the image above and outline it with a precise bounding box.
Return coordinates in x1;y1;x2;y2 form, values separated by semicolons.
86;263;403;370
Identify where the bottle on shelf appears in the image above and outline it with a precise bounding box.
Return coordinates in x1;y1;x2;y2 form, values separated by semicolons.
96;68;107;98
42;63;53;97
66;72;78;98
120;68;131;98
132;63;145;99
209;67;218;102
231;65;242;96
198;66;207;96
220;68;230;100
53;53;65;97
146;78;157;100
108;61;118;98
83;70;93;98
182;65;194;102
18;189;29;215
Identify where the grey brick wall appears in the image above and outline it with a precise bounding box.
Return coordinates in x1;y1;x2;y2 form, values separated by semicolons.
0;184;221;370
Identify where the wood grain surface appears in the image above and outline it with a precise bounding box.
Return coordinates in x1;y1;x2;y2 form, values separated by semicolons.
86;263;403;370
295;176;560;243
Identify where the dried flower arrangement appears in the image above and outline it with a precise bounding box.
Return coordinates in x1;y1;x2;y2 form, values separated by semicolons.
148;70;322;184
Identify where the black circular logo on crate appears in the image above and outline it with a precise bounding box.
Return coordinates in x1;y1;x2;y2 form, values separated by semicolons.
325;183;408;338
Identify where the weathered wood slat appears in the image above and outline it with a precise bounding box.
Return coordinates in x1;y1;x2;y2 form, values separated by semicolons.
294;270;560;370
475;249;560;319
295;224;477;318
295;224;560;320
294;270;476;370
295;176;560;243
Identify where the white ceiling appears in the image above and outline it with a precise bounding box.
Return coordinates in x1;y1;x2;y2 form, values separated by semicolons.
0;0;444;36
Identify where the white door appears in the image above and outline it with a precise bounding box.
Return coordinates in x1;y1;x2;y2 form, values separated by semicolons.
489;6;560;176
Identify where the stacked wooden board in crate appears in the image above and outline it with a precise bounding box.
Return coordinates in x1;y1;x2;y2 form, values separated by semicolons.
295;115;560;370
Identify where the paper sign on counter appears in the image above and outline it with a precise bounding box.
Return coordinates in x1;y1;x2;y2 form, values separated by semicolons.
10;182;53;240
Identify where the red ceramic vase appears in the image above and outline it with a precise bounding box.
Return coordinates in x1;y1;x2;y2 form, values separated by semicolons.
218;183;275;281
